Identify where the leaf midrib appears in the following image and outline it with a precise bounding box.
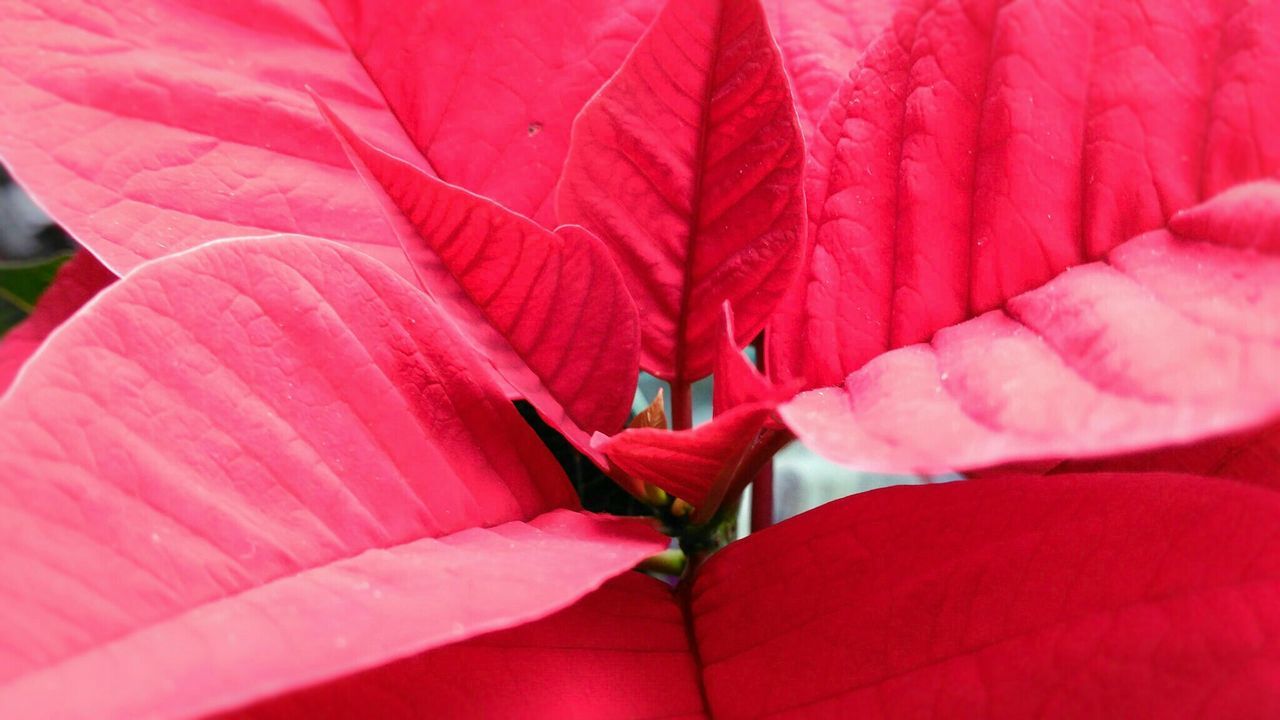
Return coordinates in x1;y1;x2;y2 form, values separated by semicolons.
673;2;729;387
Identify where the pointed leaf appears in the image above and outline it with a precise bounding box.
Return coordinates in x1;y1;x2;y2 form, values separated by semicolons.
630;388;669;430
783;183;1280;474
316;97;640;449
769;0;1280;388
557;0;806;383
0;0;660;275
0;236;665;719
692;472;1280;717
712;301;792;415
599;402;776;514
0;250;112;392
605;304;797;518
229;572;706;719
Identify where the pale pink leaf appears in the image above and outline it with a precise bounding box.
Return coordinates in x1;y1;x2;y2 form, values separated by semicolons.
783;182;1280;474
0;0;660;275
0;236;665;719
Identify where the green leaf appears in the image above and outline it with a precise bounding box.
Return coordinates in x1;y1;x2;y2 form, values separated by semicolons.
0;251;71;336
0;294;25;336
0;252;71;311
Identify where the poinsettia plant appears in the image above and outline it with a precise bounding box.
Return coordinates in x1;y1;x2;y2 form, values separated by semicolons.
2;0;1280;716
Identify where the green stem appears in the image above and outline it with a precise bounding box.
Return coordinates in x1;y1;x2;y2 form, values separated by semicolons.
637;548;688;577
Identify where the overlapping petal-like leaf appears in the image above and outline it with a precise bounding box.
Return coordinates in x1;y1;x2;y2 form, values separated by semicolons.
770;0;1280;389
598;402;777;518
321;0;660;226
557;0;806;384
600;305;794;520
315;98;640;452
712;302;791;416
0;0;660;276
771;0;1280;473
783;182;1280;473
692;472;1280;716
229;472;1280;717
229;572;707;720
992;184;1280;486
0;251;112;392
0;237;665;719
2;0;1279;716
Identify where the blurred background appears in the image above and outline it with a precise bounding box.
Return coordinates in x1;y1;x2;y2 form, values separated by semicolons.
0;166;71;260
0;166;74;334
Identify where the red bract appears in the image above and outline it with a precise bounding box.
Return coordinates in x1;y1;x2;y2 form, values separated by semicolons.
599;304;793;519
771;0;1280;388
238;473;1280;717
690;473;1280;717
773;0;1280;475
0;0;661;275
2;0;1280;716
712;302;794;416
0;237;665;719
227;572;709;719
316;97;640;455
598;401;777;519
556;0;806;396
596;303;798;522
